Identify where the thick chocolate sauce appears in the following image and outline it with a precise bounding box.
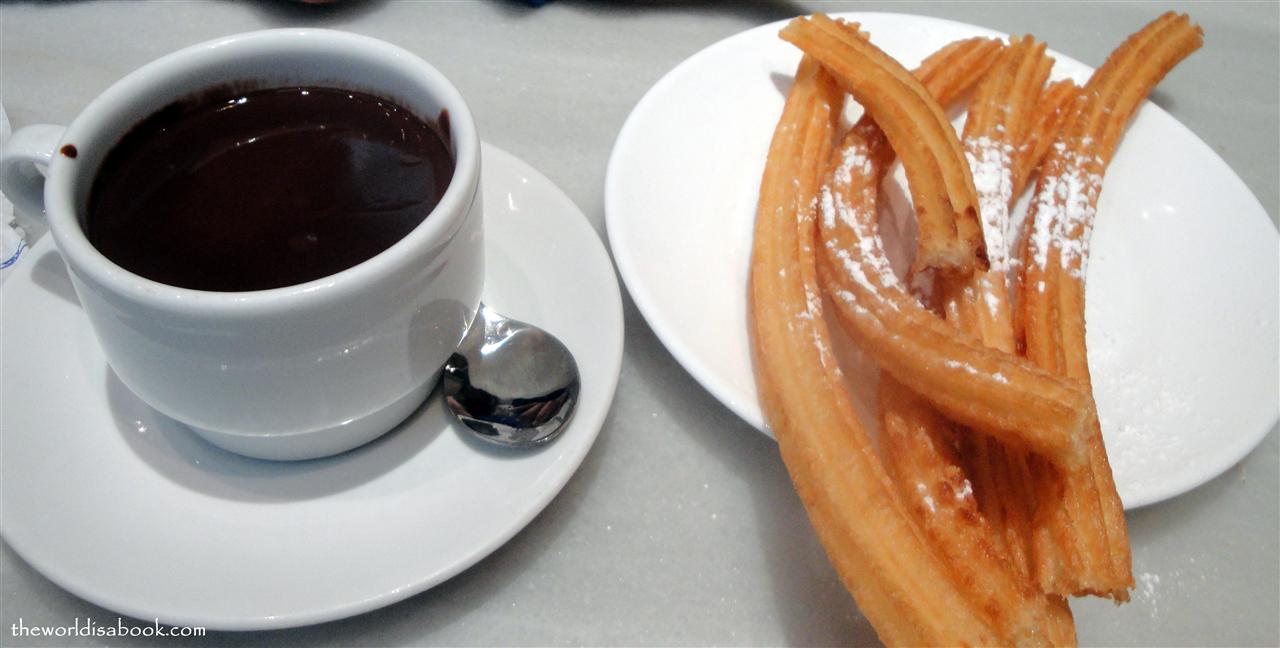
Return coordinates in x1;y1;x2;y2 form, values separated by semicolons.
88;86;454;292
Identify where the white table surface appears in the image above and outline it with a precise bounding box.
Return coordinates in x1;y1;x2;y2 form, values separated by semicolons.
1;1;1276;646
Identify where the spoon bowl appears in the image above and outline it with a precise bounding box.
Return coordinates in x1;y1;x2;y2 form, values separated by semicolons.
441;304;580;448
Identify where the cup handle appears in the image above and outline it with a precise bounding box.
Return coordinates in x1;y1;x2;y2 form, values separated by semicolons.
0;124;68;221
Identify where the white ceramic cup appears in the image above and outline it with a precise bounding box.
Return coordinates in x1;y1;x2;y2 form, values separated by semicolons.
0;30;484;460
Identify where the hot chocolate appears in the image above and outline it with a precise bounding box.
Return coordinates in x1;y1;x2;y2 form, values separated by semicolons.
88;86;454;292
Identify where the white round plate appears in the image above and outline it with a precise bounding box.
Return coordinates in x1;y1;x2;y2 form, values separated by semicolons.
0;143;623;630
605;12;1279;509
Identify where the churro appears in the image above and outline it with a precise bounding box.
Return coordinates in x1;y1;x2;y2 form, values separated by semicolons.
781;14;987;274
1010;79;1082;342
935;36;1077;606
748;10;1203;641
801;20;1093;471
876;36;1080;645
748;55;998;646
818;137;1090;469
1013;79;1082;200
880;377;1077;646
1019;12;1202;599
846;36;1003;178
937;36;1053;358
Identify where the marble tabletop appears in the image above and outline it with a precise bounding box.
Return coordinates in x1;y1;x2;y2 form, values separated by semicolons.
1;1;1276;646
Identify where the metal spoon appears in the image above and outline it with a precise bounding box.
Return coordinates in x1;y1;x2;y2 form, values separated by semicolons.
441;304;580;448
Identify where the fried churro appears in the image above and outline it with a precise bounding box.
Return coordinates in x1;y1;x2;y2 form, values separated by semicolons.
1017;11;1203;599
818;135;1090;470
1014;79;1082;200
877;35;1079;646
937;35;1067;606
880;377;1077;647
781;14;987;274
1010;79;1083;342
748;55;998;646
798;18;1093;472
748;10;1203;642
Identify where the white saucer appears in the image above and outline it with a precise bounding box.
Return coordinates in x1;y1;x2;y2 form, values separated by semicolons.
605;12;1279;509
0;143;623;630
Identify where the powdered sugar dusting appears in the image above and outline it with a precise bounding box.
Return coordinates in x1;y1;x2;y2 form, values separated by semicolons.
983;286;1002;316
799;283;838;369
822;146;874;231
804;284;822;315
1028;144;1104;279
794;187;835;367
1137;572;1161;619
819;144;900;304
964;136;1014;272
